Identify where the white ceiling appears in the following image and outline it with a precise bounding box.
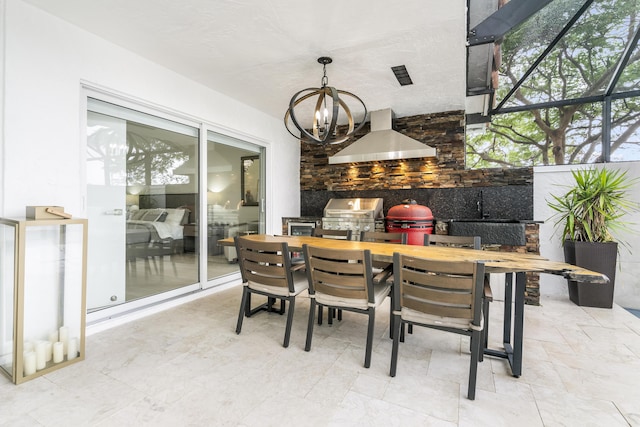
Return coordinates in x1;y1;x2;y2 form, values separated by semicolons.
24;0;467;124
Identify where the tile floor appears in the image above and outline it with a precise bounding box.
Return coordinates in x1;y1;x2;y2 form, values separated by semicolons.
2;283;640;426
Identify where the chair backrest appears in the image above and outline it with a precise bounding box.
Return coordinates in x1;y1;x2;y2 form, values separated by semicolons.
360;231;407;244
303;244;374;304
234;236;295;292
392;253;484;328
313;228;353;240
424;234;481;250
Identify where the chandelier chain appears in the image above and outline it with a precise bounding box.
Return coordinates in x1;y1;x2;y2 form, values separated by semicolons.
321;64;329;87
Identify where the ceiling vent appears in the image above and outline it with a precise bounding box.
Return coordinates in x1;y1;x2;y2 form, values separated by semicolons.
391;65;413;86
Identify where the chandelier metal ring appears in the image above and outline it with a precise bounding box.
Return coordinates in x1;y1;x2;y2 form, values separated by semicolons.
284;57;367;145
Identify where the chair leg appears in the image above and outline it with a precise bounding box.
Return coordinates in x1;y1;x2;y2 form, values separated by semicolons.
390;316;402;376
479;297;491;363
471;298;489;362
236;287;249;335
468;330;481;400
389;292;394;339
170;255;178;276
283;298;294;348
364;307;375;368
305;299;317;351
483;297;490;349
317;306;341;325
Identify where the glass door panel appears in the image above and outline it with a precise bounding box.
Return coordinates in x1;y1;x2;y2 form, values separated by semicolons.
206;132;264;282
87;99;199;311
86;111;127;310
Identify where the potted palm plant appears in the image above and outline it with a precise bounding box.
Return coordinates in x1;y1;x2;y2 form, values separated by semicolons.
547;167;638;308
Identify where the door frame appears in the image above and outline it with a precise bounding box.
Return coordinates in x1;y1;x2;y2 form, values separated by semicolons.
81;84;270;323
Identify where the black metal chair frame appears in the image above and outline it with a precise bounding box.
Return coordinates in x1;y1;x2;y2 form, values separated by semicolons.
390;253;485;400
360;230;408;339
312;228;353;325
234;236;307;348
303;244;390;368
424;234;493;355
312;228;353;240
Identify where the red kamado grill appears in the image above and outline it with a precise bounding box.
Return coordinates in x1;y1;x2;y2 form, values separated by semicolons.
385;199;434;245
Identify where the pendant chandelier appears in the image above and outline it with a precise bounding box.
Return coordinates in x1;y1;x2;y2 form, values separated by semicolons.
284;57;367;145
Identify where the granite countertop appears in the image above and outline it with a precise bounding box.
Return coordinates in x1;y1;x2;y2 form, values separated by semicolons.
442;218;543;224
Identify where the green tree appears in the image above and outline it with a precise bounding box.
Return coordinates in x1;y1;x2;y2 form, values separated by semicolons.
467;0;640;167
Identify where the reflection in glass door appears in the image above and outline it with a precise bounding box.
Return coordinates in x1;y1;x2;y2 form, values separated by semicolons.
86;99;199;311
206;132;264;282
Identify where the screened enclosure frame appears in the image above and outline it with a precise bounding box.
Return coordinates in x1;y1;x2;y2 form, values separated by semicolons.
467;0;640;163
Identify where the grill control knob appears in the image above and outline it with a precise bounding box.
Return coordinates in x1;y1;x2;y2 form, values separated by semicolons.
364;225;371;231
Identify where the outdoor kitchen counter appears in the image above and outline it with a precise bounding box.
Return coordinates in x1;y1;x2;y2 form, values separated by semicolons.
443;219;541;246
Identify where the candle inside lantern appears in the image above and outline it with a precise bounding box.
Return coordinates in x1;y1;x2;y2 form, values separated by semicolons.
59;326;69;355
67;338;78;361
44;341;53;362
52;342;64;363
35;341;47;370
23;351;36;376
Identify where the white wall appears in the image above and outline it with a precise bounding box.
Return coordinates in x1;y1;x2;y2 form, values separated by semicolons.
1;0;301;231
534;163;640;309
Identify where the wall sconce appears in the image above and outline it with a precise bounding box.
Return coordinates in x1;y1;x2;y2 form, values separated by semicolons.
126;184;145;195
125;194;139;207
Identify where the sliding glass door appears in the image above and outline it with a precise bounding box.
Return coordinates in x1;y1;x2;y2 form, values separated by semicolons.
85;96;266;315
86;99;199;311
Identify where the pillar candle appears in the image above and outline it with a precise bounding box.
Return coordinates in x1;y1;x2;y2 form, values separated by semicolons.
35;341;47;370
52;342;64;363
48;330;58;343
23;351;36;376
44;341;53;362
67;338;78;361
59;326;69;355
23;341;34;352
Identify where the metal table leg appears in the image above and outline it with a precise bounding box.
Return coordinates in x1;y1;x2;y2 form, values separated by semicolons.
483;271;524;377
511;271;525;377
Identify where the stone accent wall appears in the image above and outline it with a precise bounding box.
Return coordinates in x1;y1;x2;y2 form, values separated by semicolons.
524;223;541;305
300;111;532;191
297;110;540;304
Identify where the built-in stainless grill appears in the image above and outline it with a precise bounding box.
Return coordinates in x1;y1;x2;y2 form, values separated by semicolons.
321;198;384;239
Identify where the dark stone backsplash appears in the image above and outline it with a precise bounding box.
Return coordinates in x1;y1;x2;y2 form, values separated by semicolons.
297;110;537;303
299;110;533;221
301;185;533;220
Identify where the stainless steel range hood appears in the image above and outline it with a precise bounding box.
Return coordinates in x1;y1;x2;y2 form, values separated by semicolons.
328;108;436;164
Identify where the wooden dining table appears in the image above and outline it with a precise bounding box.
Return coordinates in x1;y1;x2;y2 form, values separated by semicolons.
218;234;607;377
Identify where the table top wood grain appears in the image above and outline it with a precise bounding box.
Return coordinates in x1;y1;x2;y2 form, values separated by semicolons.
218;234;608;284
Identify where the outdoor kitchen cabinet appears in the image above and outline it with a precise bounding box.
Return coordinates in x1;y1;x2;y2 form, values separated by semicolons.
0;217;88;384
